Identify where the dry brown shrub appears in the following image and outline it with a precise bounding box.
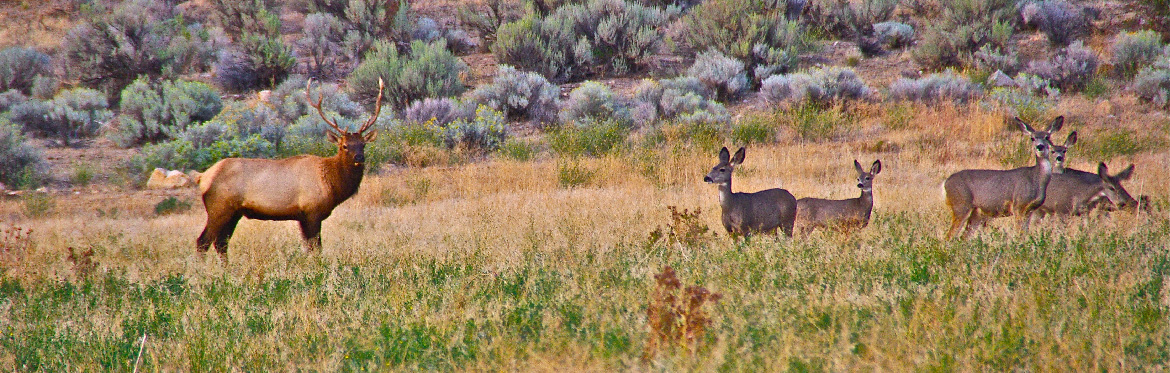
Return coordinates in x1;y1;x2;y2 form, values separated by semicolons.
66;246;96;278
646;206;713;249
643;265;722;361
0;222;32;269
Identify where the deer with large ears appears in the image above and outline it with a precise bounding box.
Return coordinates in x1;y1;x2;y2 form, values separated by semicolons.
795;160;881;235
703;147;798;237
944;116;1063;238
196;78;384;259
1043;132;1139;216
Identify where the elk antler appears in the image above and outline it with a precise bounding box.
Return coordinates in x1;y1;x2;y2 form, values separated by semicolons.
359;78;385;134
306;78;346;135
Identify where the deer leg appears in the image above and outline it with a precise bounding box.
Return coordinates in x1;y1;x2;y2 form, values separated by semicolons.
947;207;973;239
299;219;323;253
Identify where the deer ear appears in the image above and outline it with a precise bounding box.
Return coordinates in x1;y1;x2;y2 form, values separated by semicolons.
1015;117;1034;133
718;147;730;163
731;147;746;165
1097;162;1109;181
1048;116;1064;133
363;130;378;142
854;159;864;173
1115;164;1134;181
1065;131;1077;146
326;131;341;144
871;160;882;175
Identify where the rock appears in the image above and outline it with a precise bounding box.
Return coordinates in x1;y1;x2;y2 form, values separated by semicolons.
146;168;194;189
187;170;203;184
257;90;273;103
988;70;1016;87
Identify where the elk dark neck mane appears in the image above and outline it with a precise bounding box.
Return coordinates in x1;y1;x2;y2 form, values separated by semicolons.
323;154;365;205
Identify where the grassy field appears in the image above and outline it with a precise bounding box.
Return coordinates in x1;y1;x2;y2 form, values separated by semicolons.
1;103;1167;370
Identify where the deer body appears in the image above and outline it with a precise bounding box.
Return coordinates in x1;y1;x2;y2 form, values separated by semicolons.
705;147;797;237
197;79;383;258
1040;163;1136;216
945;117;1063;238
796;160;881;235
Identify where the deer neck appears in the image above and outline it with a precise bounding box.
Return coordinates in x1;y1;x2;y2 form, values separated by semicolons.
326;154;365;203
1029;153;1054;208
717;180;734;209
858;189;873;210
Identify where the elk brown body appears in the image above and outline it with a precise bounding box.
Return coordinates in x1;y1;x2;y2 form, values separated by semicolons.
196;79;384;258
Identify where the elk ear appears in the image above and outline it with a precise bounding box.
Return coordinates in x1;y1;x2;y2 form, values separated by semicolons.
1048;116;1064;133
1065;131;1077;147
871;160;882;175
854;159;864;174
731;147;746;165
326;131;341;144
1115;164;1134;181
718;147;730;163
363;130;378;142
1015;117;1034;134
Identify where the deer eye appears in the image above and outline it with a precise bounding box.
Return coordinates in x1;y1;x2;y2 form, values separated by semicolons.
719;168;726;172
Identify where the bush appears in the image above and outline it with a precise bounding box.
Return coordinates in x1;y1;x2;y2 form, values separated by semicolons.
681;0;811;85
560;81;631;125
873;21;915;49
30;76;59;100
134;134;276;173
888;71;983;104
633;77;730;124
327;0;412;60
1026;1;1092;47
1023;41;1098;92
269;75;363;126
806;0;897;55
112;78;223;147
973;45;1021;75
214;34;297;92
1133;57;1170;108
404;98;475;127
468;65;561;125
1113;30;1166;79
208;0;281;37
984;86;1054;124
760;66;872;107
549;119;628;156
556;159;594;188
913;0;1016;70
457;0;525;47
298;12;349;79
0;118;46;189
0;90;27;112
731;120;775;145
783;102;854;141
349;40;468;110
493;0;669;82
687;50;750;101
10;88;112;147
62;0;220;101
0;47;52;96
439;105;509;152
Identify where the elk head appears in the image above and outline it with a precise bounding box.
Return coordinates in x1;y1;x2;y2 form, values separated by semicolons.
306;78;383;167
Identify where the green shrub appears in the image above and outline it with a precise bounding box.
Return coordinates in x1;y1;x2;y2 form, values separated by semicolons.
887;71;984;105
154;197;192;216
0;118;46;189
783;102;854;141
298;12;349;79
499;138;537;161
457;0;525;47
560;81;631;125
208;0;281;37
1134;60;1170;109
0;47;52;96
439;106;509;152
0;90;27;112
71;163;95;187
557;159;594;188
1113;30;1166;79
731;120;775;145
973;45;1021;75
1080;129;1152;160
21;193;55;218
760;66;872;107
492;0;669;82
468;65;560;125
214;33;297;92
10;88;112;147
549;119;628;157
134;134;277;173
633;78;730;125
349;40;468;110
687;50;750;101
913;0;1016;70
1023;41;1098;92
984;87;1054;125
112;78;223;147
681;0;812;86
62;0;219;101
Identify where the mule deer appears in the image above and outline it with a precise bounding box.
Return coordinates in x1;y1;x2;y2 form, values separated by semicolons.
196;78;383;258
795;160;881;235
1042;133;1138;215
944;116;1063;238
703;147;797;237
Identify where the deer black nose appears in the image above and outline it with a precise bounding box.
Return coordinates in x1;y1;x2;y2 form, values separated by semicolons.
857;183;864;188
703;176;712;182
1037;145;1046;152
1055;155;1064;162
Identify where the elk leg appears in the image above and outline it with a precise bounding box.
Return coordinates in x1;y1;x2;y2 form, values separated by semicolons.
299;219;322;253
198;211;236;254
214;213;243;256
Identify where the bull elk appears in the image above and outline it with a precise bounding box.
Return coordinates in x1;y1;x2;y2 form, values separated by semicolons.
703;147;798;237
196;78;384;258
